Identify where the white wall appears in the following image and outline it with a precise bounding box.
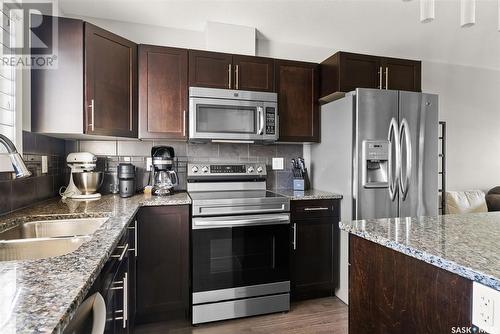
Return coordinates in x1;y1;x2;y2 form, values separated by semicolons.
422;62;500;192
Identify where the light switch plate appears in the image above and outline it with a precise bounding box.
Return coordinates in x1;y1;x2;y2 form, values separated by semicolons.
41;156;48;174
473;281;500;333
272;157;284;170
146;158;152;171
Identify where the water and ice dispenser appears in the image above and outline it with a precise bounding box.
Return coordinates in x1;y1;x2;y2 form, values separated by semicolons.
362;140;389;188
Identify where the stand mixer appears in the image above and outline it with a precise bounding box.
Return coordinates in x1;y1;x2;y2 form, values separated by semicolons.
60;152;103;200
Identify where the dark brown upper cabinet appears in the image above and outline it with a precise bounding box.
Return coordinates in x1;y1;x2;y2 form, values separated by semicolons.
85;23;137;137
189;50;275;92
188;50;233;89
232;55;274;92
139;45;188;139
382;57;421;92
275;59;319;142
319;51;421;103
31;16;138;138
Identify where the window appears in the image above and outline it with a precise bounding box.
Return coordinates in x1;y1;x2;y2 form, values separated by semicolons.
0;6;15;141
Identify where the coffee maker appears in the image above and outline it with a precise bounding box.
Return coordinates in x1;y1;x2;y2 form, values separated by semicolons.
150;146;178;196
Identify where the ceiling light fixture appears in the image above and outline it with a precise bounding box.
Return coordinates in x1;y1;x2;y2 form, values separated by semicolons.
461;0;476;27
420;0;435;23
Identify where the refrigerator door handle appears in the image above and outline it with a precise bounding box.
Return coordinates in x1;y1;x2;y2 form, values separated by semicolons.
399;118;412;201
387;117;401;201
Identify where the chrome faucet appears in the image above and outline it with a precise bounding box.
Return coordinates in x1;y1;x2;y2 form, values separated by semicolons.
0;134;31;178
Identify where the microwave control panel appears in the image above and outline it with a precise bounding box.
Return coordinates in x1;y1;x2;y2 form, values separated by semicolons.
265;107;276;135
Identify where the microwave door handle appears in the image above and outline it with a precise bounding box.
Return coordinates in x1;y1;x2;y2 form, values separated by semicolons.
257;106;264;135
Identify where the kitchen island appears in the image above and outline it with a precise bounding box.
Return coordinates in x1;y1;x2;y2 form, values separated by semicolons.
340;212;500;333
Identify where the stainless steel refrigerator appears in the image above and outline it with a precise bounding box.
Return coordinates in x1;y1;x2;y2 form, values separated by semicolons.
310;88;438;303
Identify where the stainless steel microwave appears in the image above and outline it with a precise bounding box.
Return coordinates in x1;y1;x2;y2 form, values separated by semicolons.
189;87;279;143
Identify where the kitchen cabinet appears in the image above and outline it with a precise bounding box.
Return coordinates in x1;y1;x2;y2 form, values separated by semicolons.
382;57;421;92
188;50;233;89
275;60;320;142
86;221;134;334
320;51;421;103
189;50;275;92
232;55;274;92
349;235;472;333
31;16;138;138
290;199;340;300
138;45;188;139
135;205;190;324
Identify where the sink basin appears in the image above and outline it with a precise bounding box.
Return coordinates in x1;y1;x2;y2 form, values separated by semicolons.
0;236;91;261
20;217;108;238
0;217;108;240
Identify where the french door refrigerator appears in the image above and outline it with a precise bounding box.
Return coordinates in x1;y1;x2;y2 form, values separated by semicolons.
310;88;438;303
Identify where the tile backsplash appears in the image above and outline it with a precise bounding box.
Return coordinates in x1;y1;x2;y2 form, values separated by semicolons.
69;140;303;192
0;131;66;216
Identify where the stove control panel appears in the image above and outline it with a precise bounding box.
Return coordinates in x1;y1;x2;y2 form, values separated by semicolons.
188;163;267;178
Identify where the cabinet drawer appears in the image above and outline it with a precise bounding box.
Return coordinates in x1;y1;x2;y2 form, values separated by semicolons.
291;199;339;219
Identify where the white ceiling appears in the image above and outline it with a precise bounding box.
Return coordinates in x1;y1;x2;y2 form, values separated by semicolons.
58;0;500;70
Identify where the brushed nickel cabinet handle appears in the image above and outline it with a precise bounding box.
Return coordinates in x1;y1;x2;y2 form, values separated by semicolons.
127;220;138;256
123;272;128;328
111;243;129;261
385;67;389;89
235;64;239;89
378;66;383;89
88;99;95;131
303;207;329;211
228;64;232;88
292;223;297;250
183;110;186;137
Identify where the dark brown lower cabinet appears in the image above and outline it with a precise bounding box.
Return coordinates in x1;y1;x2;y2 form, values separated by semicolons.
135;205;190;324
291;199;340;300
349;235;472;333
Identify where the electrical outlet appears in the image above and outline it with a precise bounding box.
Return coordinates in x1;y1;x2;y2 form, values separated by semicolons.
146;158;152;171
272;157;284;170
41;156;48;174
473;282;500;333
123;157;131;162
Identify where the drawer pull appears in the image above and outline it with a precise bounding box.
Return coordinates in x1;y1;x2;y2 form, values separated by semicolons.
303;207;329;211
111;243;129;261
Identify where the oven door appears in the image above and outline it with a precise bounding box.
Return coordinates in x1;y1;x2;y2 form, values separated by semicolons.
192;214;290;294
189;97;277;142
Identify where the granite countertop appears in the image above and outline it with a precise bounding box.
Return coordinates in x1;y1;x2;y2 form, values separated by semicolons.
340;212;500;292
274;189;343;201
0;192;191;334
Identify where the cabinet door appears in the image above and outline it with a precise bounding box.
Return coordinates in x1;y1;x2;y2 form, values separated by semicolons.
138;45;188;139
382;57;421;92
275;60;319;142
85;23;138;138
188;50;232;89
291;216;337;300
338;52;382;92
136;205;189;324
232;55;274;92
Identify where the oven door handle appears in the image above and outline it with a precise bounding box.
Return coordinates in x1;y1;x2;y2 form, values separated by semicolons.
193;214;290;229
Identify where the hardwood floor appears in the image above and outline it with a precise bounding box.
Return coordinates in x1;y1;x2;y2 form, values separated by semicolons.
134;297;348;334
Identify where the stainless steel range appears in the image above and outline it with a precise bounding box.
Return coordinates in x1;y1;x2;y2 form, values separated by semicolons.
187;162;290;324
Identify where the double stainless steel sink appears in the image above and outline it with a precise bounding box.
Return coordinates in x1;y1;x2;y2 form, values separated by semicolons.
0;217;108;261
